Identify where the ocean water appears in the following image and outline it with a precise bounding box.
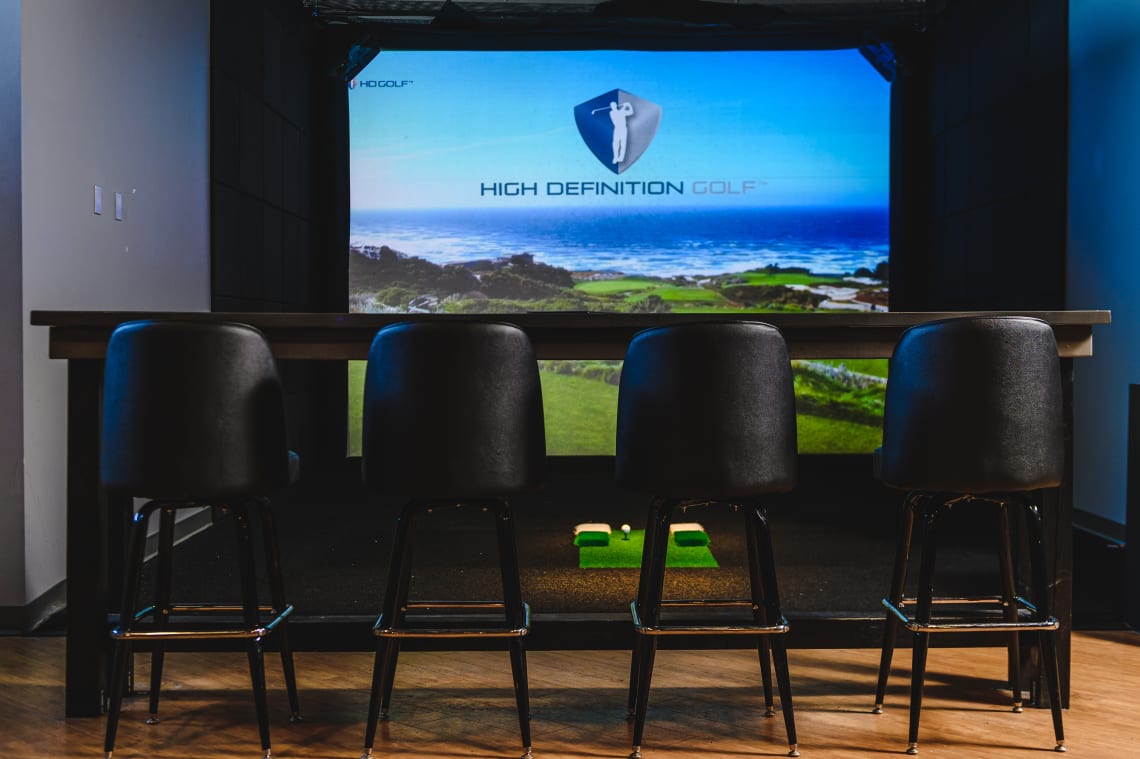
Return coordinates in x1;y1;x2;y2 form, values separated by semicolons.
350;206;888;278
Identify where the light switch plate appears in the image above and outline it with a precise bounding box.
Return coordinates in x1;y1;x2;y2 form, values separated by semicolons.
94;185;102;215
114;192;123;221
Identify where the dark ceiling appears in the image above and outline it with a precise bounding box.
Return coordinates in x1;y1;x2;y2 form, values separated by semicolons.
302;0;936;51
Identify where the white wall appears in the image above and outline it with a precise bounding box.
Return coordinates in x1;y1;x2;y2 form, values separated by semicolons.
0;0;25;608
1068;0;1140;528
20;0;210;602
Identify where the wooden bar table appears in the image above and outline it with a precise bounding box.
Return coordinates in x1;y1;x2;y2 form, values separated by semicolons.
30;309;1110;717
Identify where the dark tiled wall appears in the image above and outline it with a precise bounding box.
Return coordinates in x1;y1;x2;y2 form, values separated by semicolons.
210;0;318;313
209;0;348;466
892;0;1068;310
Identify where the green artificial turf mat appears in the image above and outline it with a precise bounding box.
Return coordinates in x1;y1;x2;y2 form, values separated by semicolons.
573;530;611;547
672;530;710;547
578;530;718;569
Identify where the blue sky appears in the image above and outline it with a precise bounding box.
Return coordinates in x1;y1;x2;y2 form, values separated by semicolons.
349;49;889;210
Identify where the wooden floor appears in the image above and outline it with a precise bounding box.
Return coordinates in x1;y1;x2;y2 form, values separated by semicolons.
2;631;1137;758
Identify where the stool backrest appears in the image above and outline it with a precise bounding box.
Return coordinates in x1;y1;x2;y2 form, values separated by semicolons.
615;321;797;499
362;321;546;498
101;320;290;499
880;315;1064;493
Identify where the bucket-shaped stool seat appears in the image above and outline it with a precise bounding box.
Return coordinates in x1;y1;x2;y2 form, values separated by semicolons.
872;315;1066;754
360;321;546;759
101;320;300;759
617;322;800;758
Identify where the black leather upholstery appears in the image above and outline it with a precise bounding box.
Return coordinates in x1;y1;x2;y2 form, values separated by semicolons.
616;321;801;757
879;315;1064;493
101;320;290;499
871;316;1067;752
99;319;300;758
359;320;545;756
615;321;797;499
362;321;546;498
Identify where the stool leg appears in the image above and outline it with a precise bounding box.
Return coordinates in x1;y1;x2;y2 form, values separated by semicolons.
997;502;1023;712
104;502;157;759
233;503;272;758
1024;501;1066;752
749;503;798;757
744;505;775;718
627;636;644;720
255;497;301;722
628;497;665;720
494;499;533;759
874;492;918;713
364;500;419;757
363;641;394;759
145;505;176;724
380;501;419;719
906;499;944;755
630;499;674;759
378;641;401;721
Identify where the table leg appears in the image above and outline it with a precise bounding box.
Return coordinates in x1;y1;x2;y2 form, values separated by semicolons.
1022;360;1072;708
1054;358;1074;707
65;359;114;717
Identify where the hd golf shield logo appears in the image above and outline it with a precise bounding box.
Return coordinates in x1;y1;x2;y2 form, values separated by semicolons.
574;89;662;174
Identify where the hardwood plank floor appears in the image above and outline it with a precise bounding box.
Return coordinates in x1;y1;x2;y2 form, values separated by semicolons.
2;631;1136;757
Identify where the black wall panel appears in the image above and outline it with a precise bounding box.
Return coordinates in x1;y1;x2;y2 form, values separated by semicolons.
209;0;347;469
891;0;1068;311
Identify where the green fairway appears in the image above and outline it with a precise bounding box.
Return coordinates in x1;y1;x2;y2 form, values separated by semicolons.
348;359;365;456
574;278;663;295
539;368;619;455
629;286;728;304
733;271;848;286
578;530;719;569
796;413;882;453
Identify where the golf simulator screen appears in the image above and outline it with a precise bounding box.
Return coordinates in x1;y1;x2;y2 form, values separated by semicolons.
347;48;891;456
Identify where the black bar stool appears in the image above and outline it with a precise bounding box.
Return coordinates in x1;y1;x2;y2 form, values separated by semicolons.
872;315;1066;754
617;322;800;759
359;321;546;759
100;320;300;759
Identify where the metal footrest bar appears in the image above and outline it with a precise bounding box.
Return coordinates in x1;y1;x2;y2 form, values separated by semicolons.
111;604;294;641
373;601;530;639
882;597;1057;634
895;595;1040;610
631;600;790;636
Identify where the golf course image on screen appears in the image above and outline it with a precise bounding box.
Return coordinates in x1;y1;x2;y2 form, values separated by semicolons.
347;49;890;455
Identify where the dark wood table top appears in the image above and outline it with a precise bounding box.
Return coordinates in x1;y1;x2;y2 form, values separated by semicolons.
31;309;1111;360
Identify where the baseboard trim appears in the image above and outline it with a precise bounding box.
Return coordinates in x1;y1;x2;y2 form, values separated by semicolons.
1074;508;1126;543
0;579;67;634
0;510;217;635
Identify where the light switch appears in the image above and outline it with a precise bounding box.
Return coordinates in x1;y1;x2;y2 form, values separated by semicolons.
94;185;103;215
114;192;123;221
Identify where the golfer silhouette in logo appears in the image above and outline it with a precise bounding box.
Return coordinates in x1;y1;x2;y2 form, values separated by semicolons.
592;101;635;164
